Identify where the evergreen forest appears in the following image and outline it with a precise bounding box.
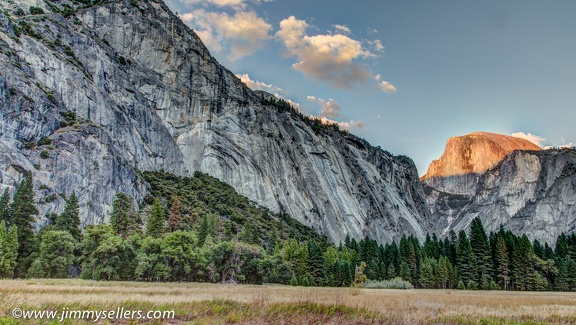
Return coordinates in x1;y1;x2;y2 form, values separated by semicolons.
1;171;576;291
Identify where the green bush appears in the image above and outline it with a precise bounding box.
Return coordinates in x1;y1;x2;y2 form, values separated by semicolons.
363;278;414;290
37;136;53;146
40;150;50;159
457;280;466;290
29;6;45;15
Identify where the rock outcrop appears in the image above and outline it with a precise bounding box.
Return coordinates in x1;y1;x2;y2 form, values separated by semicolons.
421;132;541;195
0;0;431;243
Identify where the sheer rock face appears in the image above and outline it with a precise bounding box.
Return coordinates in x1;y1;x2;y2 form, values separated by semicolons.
0;0;431;243
424;132;576;244
422;132;541;195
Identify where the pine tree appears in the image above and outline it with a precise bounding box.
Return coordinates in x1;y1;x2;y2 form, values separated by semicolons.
197;214;209;246
495;233;510;290
555;233;568;258
55;192;81;240
386;262;396;280
0;220;18;278
110;192;141;238
146;198;165;238
0;188;10;224
456;230;475;285
469;218;493;289
447;230;458;265
307;241;326;285
344;234;351;249
419;257;437;289
437;255;451;289
10;172;38;278
167;197;182;232
399;261;412;282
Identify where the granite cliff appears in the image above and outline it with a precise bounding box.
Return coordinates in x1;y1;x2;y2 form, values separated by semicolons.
0;0;431;243
421;132;541;195
424;132;576;244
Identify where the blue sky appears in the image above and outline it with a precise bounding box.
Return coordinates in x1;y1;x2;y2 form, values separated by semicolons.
165;0;576;175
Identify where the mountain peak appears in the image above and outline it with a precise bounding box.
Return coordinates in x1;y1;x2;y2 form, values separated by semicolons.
422;132;541;181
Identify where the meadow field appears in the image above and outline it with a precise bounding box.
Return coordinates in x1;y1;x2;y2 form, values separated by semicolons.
1;279;576;324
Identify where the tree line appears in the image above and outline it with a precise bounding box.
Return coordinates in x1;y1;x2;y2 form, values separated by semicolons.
1;171;576;291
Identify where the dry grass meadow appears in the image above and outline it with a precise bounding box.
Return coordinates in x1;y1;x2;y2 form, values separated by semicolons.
1;279;575;324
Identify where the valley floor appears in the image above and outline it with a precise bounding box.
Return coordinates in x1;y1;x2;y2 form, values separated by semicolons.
1;279;575;324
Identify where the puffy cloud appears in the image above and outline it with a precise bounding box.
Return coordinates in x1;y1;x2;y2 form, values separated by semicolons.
236;73;283;93
180;9;271;60
332;24;351;35
307;96;341;118
276;16;375;89
511;132;545;148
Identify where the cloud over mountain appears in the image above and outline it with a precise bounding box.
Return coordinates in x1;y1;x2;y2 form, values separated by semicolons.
180;9;271;60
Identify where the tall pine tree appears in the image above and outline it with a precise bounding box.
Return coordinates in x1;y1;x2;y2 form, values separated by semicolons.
456;230;475;285
0;220;18;278
495;232;510;290
469;218;493;289
110;192;141;238
9;173;38;278
0;188;10;224
146;198;165;238
55;192;81;240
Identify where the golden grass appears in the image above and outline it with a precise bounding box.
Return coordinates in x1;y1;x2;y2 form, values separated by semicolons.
1;279;576;324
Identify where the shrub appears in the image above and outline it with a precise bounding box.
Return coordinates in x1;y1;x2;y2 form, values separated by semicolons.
40;150;50;159
489;280;500;290
59;111;76;126
467;280;478;290
363;278;414;290
457;280;466;290
46;92;56;103
29;6;45;15
37;136;52;146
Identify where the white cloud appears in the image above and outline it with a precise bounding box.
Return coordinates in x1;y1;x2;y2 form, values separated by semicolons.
332;24;351;35
307;96;341;118
511;132;545;148
379;81;397;94
276;16;375;89
314;116;363;131
236;73;283;93
368;39;384;52
180;9;271;60
305;96;362;130
276;16;395;92
272;93;301;111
